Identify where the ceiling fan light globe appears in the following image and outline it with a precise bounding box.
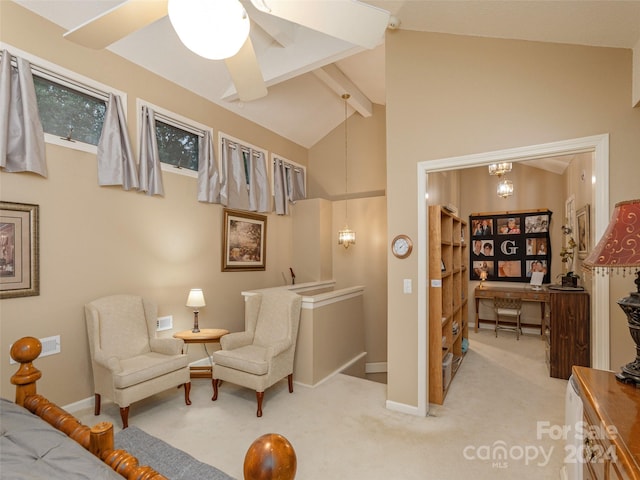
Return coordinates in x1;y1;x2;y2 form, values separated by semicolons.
168;0;250;60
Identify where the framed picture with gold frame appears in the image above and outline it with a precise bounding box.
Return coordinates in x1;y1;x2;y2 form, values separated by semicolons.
576;204;590;259
222;209;267;272
0;201;39;299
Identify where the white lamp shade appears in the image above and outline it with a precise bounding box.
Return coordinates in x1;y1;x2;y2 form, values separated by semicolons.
168;0;250;60
186;288;206;308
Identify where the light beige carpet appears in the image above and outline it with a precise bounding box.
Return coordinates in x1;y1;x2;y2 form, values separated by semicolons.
75;329;568;479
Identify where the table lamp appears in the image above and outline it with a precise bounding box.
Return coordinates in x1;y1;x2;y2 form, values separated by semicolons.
479;269;488;288
582;199;640;385
186;288;206;333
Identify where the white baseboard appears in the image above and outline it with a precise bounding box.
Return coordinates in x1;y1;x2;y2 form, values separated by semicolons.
365;362;387;374
385;399;421;416
295;351;367;388
63;396;94;414
64;355;385;412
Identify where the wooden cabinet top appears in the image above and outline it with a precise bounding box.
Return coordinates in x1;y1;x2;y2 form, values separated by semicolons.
474;285;549;301
572;366;640;478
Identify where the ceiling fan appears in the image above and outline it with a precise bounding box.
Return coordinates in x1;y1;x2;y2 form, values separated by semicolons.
63;0;391;102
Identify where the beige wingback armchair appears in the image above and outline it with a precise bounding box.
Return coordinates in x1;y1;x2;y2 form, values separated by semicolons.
85;294;191;428
212;289;302;417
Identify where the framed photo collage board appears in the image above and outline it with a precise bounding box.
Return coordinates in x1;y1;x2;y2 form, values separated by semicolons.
470;209;552;284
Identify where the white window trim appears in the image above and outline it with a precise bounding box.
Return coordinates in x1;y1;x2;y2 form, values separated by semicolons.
136;99;213;179
218;131;269;183
271;153;306;196
1;42;127;155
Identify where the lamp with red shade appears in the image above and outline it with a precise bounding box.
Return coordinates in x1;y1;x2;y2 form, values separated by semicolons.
582;199;640;385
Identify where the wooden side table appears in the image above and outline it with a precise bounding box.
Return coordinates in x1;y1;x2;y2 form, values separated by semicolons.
173;328;229;379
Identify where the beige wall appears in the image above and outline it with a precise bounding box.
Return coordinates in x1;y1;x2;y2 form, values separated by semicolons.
1;2;389;404
386;31;640;409
308;104;389;367
0;3;306;404
634;40;640;107
3;3;638;413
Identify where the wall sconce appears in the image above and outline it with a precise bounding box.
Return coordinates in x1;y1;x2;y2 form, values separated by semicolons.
186;288;206;333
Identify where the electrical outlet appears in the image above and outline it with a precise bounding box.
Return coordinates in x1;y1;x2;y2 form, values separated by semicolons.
156;315;173;331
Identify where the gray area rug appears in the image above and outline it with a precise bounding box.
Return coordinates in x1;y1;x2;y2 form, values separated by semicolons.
115;426;235;480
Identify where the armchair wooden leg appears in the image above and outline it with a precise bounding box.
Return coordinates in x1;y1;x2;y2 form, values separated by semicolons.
212;378;219;401
184;382;192;405
120;406;129;429
288;374;294;393
256;391;264;417
94;393;101;415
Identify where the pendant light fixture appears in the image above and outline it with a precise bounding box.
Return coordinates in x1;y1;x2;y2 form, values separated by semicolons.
338;93;356;249
488;162;514;198
488;162;512;176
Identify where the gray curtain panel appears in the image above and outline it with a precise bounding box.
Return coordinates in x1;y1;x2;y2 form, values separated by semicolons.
138;105;164;196
248;149;268;212
97;93;138;190
273;159;288;215
273;158;306;215
220;137;250;210
290;164;306;201
197;130;221;203
0;50;47;177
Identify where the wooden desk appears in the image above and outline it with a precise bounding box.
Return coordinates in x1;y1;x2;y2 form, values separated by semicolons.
474;285;549;334
173;328;229;379
572;366;640;479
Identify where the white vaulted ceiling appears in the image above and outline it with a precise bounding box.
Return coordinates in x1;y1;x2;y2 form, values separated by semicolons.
12;0;640;148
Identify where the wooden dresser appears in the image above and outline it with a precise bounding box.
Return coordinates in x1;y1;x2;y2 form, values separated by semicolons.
572;366;640;479
547;291;590;379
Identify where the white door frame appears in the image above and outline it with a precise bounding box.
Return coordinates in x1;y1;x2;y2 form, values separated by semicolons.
417;134;609;416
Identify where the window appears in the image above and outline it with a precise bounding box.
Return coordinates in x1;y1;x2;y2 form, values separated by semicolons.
33;75;106;146
155;120;199;171
138;100;210;178
1;44;123;154
277;157;306;199
219;133;269;212
272;155;306;215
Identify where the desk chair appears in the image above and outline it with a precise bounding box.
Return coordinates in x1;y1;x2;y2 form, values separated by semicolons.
493;296;523;340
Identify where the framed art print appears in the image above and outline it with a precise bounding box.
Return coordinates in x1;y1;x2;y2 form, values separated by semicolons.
576;204;590;259
222;209;267;272
0;202;39;299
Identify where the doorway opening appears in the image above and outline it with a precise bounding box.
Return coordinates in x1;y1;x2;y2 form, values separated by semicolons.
416;134;609;416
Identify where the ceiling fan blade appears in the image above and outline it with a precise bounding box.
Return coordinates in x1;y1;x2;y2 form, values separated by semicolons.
225;37;268;102
63;0;168;49
250;0;390;49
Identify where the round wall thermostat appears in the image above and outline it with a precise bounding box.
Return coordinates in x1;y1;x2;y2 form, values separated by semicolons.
391;235;413;259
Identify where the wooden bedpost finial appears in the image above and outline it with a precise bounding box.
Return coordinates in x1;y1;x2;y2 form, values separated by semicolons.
244;433;297;480
10;336;42;406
